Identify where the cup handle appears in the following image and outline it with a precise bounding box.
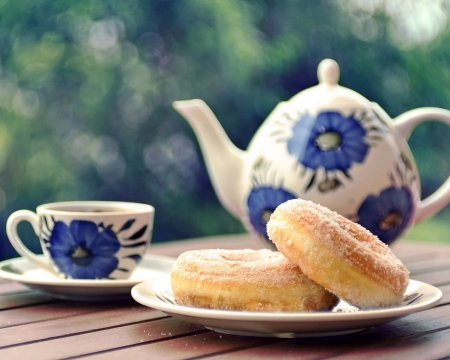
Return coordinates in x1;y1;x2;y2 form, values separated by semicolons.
6;210;56;274
393;107;450;223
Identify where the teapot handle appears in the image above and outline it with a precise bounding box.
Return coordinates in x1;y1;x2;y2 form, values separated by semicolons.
393;107;450;223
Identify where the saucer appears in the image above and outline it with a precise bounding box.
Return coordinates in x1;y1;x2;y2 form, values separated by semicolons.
0;254;175;301
131;277;442;338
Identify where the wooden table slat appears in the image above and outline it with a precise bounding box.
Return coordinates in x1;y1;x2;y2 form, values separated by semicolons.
0;318;204;360
404;257;450;276
0;301;138;328
0;291;55;310
77;329;284;360
0;281;31;295
0;304;168;347
409;269;450;287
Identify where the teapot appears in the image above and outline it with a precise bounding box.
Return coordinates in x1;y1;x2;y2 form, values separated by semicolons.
173;59;450;246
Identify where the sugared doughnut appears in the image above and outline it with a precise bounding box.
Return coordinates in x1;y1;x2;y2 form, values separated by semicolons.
171;249;339;312
267;199;409;309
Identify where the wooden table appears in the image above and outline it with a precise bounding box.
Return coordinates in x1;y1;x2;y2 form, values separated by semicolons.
1;234;450;359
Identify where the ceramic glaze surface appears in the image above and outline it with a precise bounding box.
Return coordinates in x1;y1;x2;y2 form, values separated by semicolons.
173;59;450;246
245;106;418;245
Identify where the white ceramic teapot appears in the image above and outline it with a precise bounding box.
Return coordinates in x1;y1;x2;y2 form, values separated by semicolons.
173;59;450;246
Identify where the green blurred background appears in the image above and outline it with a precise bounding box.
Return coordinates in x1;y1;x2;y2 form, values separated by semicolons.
1;0;450;260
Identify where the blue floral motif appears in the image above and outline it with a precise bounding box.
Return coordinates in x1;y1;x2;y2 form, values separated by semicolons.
247;186;296;239
49;220;121;279
287;111;369;172
357;186;414;245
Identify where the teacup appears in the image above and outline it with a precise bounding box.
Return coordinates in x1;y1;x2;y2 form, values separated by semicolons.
6;201;154;279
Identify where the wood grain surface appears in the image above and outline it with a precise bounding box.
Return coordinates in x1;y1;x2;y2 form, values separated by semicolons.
1;234;450;360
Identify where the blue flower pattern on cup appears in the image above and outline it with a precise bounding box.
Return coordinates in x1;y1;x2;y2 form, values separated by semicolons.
356;186;414;245
287;111;369;173
247;186;296;239
49;220;121;279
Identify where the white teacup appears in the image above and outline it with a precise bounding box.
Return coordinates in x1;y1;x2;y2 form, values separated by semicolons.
6;201;154;280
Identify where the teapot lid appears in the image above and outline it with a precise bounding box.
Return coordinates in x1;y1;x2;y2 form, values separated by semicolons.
288;59;372;111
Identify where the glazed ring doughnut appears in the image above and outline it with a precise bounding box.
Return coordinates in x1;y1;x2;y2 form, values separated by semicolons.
171;249;339;312
267;199;410;309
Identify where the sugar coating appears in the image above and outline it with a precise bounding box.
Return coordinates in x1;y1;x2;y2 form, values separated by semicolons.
172;249;310;286
171;248;339;312
267;199;410;309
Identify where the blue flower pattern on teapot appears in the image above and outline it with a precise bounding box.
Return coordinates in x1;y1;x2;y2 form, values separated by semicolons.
246;107;415;245
288;111;368;175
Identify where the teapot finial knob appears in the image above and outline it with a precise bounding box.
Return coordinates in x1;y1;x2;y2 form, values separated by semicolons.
317;58;340;86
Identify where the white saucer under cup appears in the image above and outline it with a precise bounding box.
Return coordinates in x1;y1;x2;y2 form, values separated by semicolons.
0;254;175;301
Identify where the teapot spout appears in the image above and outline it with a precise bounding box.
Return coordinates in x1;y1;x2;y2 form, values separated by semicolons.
173;99;247;218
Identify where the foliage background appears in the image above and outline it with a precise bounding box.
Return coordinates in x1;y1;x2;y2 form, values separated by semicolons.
1;0;450;260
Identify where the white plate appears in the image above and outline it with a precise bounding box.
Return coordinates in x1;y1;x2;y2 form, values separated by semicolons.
131;278;442;338
0;254;175;301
